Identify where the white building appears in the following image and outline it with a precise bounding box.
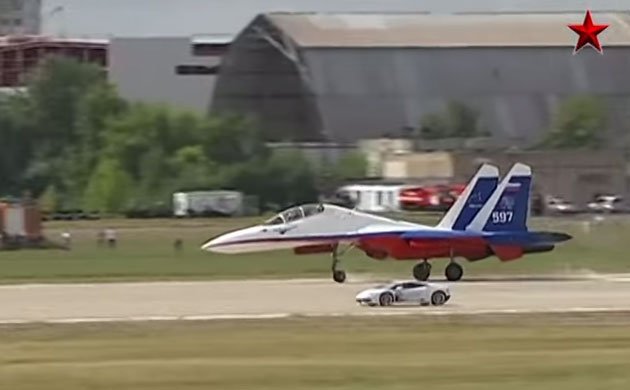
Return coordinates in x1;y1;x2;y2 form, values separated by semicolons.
337;184;410;213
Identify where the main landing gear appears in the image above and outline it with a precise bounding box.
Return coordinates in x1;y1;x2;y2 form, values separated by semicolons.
413;260;431;281
445;262;463;281
331;244;353;283
412;250;465;282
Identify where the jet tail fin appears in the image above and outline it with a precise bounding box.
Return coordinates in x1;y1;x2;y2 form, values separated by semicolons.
437;163;499;231
466;163;532;233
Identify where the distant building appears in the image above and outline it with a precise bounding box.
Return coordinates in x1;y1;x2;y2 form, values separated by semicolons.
212;12;630;145
0;35;107;87
0;198;43;242
108;36;230;112
267;142;355;168
381;150;628;206
0;0;41;35
358;139;414;178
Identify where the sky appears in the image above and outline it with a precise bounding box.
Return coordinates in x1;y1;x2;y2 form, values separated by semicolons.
40;0;630;38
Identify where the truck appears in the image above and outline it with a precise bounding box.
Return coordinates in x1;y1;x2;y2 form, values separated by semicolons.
172;191;244;217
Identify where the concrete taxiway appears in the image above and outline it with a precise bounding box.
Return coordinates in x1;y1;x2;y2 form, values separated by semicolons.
1;274;630;324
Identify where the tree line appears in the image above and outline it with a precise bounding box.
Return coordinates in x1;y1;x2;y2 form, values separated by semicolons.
0;58;365;214
417;98;607;149
1;57;608;215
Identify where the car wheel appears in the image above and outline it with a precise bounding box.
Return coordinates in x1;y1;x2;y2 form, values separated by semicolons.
379;292;394;307
431;291;447;306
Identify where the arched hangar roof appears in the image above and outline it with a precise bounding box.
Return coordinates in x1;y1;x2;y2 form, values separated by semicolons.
212;12;630;144
264;12;630;47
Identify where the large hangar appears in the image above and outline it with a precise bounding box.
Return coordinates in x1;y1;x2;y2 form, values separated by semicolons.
211;12;630;143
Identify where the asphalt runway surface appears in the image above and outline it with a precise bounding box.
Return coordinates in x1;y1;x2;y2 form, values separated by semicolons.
1;274;630;324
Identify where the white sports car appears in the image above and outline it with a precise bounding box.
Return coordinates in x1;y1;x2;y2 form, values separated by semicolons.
355;281;451;307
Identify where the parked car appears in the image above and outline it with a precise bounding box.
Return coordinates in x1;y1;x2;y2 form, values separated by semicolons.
355;281;451;307
545;196;579;215
587;195;626;213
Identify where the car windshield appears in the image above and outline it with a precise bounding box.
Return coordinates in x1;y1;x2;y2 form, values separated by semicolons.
263;204;325;226
375;283;399;289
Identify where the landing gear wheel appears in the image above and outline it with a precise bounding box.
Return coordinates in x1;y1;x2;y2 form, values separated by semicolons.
332;270;346;283
431;291;447;306
413;261;431;281
379;292;394;306
445;262;463;281
331;244;347;284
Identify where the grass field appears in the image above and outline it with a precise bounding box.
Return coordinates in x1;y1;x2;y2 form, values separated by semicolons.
0;213;628;283
1;313;630;389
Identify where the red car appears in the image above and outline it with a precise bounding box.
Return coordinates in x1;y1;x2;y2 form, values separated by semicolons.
399;184;465;211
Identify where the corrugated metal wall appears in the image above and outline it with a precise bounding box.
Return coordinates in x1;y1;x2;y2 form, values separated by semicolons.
211;20;325;140
302;46;630;143
109;37;221;113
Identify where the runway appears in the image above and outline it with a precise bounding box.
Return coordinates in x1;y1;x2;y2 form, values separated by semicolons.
1;274;630;324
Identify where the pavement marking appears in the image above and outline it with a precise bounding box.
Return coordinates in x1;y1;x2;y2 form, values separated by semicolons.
1;307;629;326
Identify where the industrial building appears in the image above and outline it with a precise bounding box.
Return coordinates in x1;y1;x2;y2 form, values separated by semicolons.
380;148;628;206
0;35;106;87
211;12;630;144
108;36;230;112
0;0;41;35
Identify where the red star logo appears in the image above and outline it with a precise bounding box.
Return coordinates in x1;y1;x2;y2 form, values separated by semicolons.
568;10;609;54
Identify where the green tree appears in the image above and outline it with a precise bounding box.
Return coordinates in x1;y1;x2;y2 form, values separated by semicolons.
334;151;367;179
202;114;268;165
221;151;318;210
73;83;128;185
265;150;318;207
2;57;317;213
419;112;451;140
0;93;35;194
541;95;606;149
446;101;483;137
83;158;134;213
419;101;484;139
167;145;220;193
28;57;106;154
12;57;115;199
38;184;59;213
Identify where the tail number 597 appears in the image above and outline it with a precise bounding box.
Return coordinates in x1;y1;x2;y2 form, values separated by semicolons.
491;211;513;224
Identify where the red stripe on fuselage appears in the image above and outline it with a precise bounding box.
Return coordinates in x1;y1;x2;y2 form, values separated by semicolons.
358;236;491;261
490;245;523;261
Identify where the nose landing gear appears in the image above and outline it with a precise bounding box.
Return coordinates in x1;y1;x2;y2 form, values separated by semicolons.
331;244;353;283
332;254;346;283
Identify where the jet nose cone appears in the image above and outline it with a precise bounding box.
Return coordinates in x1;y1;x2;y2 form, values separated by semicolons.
200;226;260;253
201;233;233;252
201;238;220;252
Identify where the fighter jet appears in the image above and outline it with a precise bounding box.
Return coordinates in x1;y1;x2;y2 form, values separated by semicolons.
202;163;572;283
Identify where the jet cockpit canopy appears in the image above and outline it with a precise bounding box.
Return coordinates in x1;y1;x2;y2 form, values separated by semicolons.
263;204;325;225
